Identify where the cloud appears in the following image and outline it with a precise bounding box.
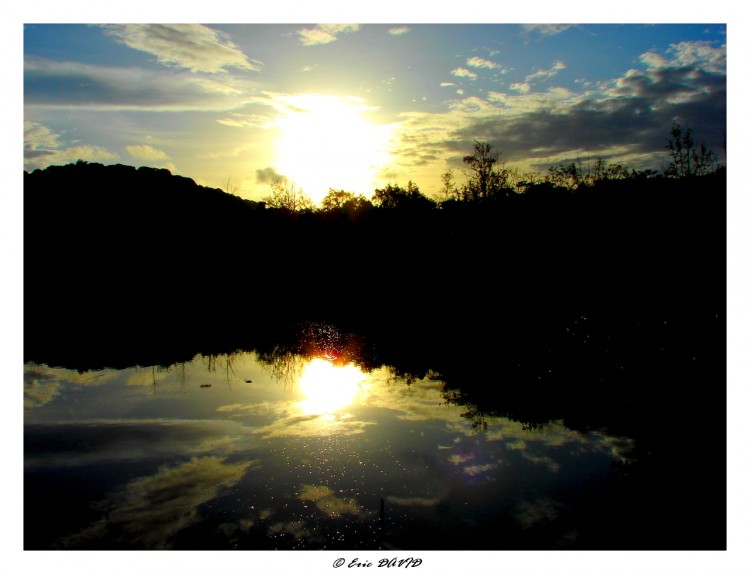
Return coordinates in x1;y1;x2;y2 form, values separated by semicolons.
125;144;168;161
388;26;411;36
515;497;564;530
251;411;374;439
24;57;255;112
59;456;254;548
451;67;477;80
100;24;262;73
463;463;498;476
466;56;502;70
268;520;314;541
256;166;285;184
525;60;566;83
217;113;273;129
521;24;573;37
448;452;474;465
297;484;370;519
24;121;119;171
23;120;60;152
24;419;254;469
24;380;62;410
390;40;725;175
520;452;561;473
297;24;360;46
385;495;441;507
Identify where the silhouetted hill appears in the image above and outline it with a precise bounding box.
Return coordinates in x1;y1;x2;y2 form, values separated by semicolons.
23;161;727;550
25;162;725;372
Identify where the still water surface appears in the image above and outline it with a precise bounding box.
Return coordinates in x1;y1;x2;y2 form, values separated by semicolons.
24;351;633;550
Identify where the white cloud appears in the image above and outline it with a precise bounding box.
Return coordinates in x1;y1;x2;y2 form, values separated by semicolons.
23;120;60;152
510;82;531;94
521;24;573;37
24;121;120;171
451;67;477;80
297;24;360;46
663;40;725;74
467;56;501;69
388;26;411;36
101;24;262;73
639;51;668;68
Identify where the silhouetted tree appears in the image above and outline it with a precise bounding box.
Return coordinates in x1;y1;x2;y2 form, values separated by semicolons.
590;158;630;182
665;121;717;178
372;181;435;210
264;177;313;212
321;188;356;210
462;140;513;200
439;169;460;202
546;162;582;190
320;188;373;219
223;175;240;196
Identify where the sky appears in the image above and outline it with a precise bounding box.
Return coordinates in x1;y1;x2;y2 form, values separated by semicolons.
23;21;728;204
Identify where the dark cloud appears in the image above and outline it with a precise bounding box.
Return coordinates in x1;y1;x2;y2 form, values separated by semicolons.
24;57;250;111
450;46;725;171
24;149;56;159
255;166;284;184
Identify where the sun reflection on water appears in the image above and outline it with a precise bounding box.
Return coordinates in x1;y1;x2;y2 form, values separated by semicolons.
296;358;368;416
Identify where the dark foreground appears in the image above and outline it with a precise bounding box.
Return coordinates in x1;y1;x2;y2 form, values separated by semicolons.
24;164;726;549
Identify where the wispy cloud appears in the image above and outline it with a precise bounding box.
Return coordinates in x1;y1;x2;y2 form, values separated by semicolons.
525;60;566;82
386;495;441;507
100;24;262;73
125;144;168;161
297;24;360;46
388;26;411;36
522;24;573;37
515;497;564;530
24;57;253;112
59;456;254;548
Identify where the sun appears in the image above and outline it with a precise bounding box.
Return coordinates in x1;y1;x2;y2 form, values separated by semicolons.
273;94;395;204
296;358;368;416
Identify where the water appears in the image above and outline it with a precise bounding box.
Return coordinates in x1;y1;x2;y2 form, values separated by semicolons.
24;349;635;550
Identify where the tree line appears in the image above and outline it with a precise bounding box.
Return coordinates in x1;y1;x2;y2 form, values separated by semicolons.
263;120;722;213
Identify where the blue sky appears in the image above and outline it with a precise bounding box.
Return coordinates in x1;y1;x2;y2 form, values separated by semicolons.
23;20;727;203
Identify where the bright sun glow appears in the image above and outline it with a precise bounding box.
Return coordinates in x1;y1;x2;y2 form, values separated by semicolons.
274;94;395;204
296;358;368;415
